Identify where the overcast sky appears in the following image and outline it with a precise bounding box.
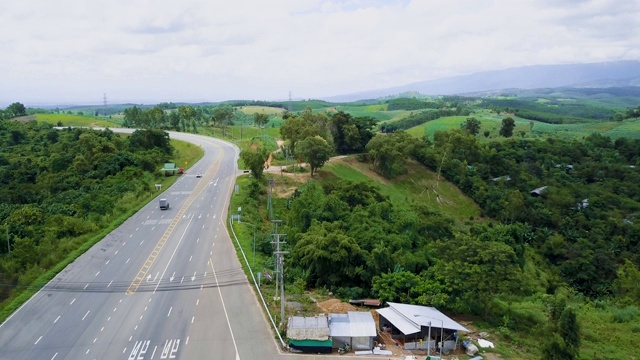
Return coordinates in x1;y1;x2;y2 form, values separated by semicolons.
1;0;639;106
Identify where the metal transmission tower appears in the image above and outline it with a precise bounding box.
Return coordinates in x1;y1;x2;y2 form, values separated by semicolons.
271;219;288;329
288;91;292;112
102;93;107;116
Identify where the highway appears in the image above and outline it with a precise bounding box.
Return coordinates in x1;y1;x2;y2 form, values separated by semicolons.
0;132;280;360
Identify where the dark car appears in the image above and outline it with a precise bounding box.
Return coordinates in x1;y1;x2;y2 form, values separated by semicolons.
159;199;170;210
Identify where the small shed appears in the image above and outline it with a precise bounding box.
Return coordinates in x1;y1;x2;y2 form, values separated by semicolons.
530;186;548;197
287;316;332;354
329;311;377;350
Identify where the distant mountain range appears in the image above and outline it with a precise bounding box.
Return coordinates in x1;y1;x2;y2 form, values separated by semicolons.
324;60;640;102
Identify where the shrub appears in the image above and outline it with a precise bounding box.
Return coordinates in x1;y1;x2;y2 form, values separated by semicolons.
611;305;639;323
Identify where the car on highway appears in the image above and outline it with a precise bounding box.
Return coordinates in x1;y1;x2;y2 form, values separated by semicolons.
159;198;170;210
196;173;202;178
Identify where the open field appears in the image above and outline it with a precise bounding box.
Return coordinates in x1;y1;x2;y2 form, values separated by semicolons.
237;105;286;116
404;110;640;140
35;113;121;128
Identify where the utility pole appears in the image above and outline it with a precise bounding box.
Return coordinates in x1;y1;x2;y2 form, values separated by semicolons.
267;178;275;220
271;219;288;329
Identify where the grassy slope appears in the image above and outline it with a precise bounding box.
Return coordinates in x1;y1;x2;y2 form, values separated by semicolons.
322;157;481;224
404;110;640;141
36;113;121;128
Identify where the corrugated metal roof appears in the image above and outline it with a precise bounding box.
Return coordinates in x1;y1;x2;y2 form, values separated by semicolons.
329;312;377;337
376;307;420;335
382;303;470;333
287;316;330;340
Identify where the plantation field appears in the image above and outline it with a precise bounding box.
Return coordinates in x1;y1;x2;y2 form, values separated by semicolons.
36;113;120;128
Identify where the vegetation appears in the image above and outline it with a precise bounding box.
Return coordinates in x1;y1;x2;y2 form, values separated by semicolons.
0;117;202;321
4;89;640;358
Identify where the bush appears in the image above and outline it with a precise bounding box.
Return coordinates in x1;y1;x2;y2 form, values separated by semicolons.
611;305;639;323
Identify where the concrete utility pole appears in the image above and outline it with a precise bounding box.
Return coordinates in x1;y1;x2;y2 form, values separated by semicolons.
271;220;288;329
267;178;275;220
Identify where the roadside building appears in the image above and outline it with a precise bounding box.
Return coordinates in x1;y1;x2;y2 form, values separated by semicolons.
329;311;377;350
376;302;469;353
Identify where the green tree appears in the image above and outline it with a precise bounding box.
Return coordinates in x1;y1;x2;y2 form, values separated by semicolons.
5;102;27;118
559;307;580;354
128;129;173;155
329;111;376;154
365;131;417;178
253;113;269;128
123;106;142;128
178;105;197;131
280;108;330;154
279;116;308;154
461;117;481;135
499;117;516;137
429;235;523;313
212;104;234;137
293;221;366;288
372;271;421;304
239;147;269;179
296;136;333;176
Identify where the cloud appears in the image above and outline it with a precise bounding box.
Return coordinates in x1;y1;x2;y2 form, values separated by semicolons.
0;0;638;105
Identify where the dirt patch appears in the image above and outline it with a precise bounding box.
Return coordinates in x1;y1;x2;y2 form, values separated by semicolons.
317;299;357;314
274;183;298;198
13;115;36;122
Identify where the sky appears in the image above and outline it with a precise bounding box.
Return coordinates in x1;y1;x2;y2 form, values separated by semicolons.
1;0;639;106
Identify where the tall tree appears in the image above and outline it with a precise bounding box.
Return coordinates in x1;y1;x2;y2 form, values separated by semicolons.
5;102;27;118
296;136;333;176
365;131;417;178
212;104;234;137
240;147;269;179
253;113;269;128
500;117;516;137
461;117;481;135
178;105;197;131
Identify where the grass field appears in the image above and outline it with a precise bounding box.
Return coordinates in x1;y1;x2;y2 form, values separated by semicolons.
237;106;286;116
36;113;121;127
404;110;640;141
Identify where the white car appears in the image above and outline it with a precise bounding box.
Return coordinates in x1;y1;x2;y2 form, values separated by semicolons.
196;173;202;178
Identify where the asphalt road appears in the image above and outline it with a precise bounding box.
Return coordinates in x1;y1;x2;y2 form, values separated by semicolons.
0;131;281;360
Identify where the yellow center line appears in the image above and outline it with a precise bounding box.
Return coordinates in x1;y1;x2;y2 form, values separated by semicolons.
126;144;224;295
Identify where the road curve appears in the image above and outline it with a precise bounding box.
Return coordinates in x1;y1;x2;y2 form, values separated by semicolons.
0;131;280;360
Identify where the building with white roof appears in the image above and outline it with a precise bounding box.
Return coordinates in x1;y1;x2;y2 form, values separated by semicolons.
376;302;469;351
